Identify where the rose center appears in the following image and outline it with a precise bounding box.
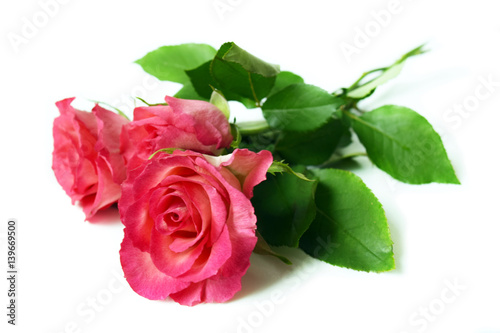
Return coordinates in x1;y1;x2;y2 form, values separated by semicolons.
166;206;187;223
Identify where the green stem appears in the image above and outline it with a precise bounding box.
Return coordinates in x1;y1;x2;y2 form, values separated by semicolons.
136;97;168;107
342;108;358;120
347;67;386;92
352;104;367;114
320;152;367;168
237;120;271;135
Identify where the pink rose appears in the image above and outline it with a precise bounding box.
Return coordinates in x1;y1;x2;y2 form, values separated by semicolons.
52;98;129;220
121;96;233;170
119;149;273;305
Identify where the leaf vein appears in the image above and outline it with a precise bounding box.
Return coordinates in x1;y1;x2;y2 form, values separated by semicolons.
316;208;385;262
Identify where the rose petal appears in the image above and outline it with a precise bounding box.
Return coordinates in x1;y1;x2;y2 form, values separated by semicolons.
176;226;232;283
169;282;204;306
154;126;216;155
133;105;171;121
93;104;129;184
55;97;76;116
118;156;150;213
56;98;98;138
52;115;82;199
151;192;185;234
132;156;196;199
120;231;189;300
82;156;122;219
217;195;258;278
53;99;99;202
152;188;199;236
73;158;98;197
163;180;210;241
220;149;273;199
193;156;259;278
119;193;154;252
150;227;208;278
170;269;244;306
92;104;128;154
165;96;233;149
160;159;231;202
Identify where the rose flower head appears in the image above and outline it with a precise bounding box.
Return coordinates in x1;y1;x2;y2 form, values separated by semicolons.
119;149;273;305
121;96;233;170
52;98;129;220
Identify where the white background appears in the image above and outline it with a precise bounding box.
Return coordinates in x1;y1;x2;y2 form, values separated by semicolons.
1;0;500;332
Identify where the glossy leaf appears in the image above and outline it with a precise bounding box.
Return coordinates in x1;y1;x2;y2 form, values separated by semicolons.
253;173;317;248
136;43;216;84
238;129;280;153
185;61;214;98
275;117;349;165
262;83;344;132
268;71;304;97
349;105;460;184
299;168;394;272
211;42;280;103
253;231;292;265
186;60;256;108
174;83;206;101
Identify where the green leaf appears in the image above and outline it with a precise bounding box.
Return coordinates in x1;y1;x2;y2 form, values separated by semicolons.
275;117;349;165
220;42;280;77
238;129;280;153
181;43;278;108
253;231;292;265
174;83;207;101
211;42;280;104
135;43;216;84
268;71;304;97
186;60;256;108
185;61;215;98
348;105;460;184
262;83;345;132
347;44;427;99
253;173;317;248
299;168;394;272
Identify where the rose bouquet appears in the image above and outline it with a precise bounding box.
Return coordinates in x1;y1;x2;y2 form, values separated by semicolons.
52;42;459;306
